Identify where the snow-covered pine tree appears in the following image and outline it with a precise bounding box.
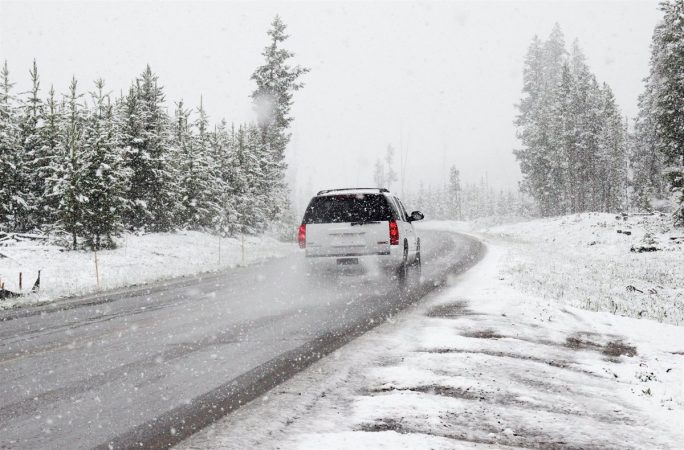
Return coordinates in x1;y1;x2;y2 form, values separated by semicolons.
373;159;386;188
548;61;574;215
228;124;250;235
119;83;145;227
51;77;87;248
596;84;628;212
121;66;179;231
448;166;462;220
19;60;45;230
630;82;666;210
229;123;266;234
251;15;309;227
384;145;398;191
569;43;604;212
210;119;236;236
246;122;271;233
172;99;192;227
642;0;684;224
38;86;62;226
177;98;222;230
515;27;630;217
0;61;29;232
81;79;130;249
514;33;559;216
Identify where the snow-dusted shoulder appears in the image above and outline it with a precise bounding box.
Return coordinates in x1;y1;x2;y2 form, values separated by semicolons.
0;231;295;309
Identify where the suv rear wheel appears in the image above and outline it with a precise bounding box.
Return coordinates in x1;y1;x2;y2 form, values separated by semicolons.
413;238;422;279
396;242;409;283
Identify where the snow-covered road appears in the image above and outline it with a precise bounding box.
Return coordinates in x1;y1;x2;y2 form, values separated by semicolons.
177;233;684;449
0;230;482;449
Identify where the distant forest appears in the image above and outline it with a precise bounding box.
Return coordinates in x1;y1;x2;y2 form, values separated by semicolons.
0;16;308;249
514;2;684;224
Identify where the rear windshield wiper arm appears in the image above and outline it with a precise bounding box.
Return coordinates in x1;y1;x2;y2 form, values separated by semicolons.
350;221;381;226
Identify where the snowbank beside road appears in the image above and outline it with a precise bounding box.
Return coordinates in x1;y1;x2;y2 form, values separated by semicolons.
0;231;295;309
177;217;684;449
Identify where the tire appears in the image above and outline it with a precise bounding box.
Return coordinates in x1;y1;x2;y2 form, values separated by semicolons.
396;242;409;284
413;239;422;279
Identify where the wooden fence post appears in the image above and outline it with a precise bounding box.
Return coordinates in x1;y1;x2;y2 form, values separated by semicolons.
241;234;246;267
93;247;100;289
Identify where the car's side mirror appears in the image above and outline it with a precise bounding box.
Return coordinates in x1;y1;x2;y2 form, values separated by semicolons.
409;211;424;222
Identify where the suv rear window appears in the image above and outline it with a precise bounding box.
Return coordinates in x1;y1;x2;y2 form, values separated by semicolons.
302;194;394;224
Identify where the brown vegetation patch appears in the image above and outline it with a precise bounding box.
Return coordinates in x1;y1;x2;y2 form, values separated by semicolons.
371;384;485;401
426;300;478;318
603;340;637;357
358;418;405;433
565;335;636;358
419;348;572;370
367;384;634;431
565;336;603;351
461;329;505;339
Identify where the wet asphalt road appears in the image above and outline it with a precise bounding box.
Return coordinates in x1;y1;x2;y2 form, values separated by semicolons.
0;230;483;450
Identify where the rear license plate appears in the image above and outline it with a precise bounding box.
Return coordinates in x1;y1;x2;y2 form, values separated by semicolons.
336;258;359;265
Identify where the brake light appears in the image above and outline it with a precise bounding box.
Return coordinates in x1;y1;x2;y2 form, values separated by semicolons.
389;220;399;245
298;224;306;248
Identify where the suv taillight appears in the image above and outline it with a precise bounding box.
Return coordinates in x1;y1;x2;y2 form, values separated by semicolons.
298;224;306;248
389;220;399;245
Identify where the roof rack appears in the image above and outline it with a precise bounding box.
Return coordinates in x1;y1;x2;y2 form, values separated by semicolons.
316;188;389;196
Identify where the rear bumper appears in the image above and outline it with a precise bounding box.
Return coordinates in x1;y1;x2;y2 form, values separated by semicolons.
304;246;403;269
305;250;390;257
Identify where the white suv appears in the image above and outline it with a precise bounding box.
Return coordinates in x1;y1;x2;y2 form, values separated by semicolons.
298;188;424;279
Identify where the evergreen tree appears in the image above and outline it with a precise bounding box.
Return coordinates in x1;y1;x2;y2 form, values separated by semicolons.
121;66;178;231
596;84;628;212
630;82;666;210
373;159;386;188
251;15;309;225
172;99;192;226
19;60;45;229
641;0;684;224
384;145;398;190
515;26;630;217
51;77;87;248
447;166;462;219
39;86;62;226
210;119;236;235
81;79;130;249
0;61;29;231
177;98;222;229
229;124;267;234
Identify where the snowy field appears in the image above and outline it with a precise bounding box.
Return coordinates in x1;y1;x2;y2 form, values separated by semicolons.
0;231;296;309
471;213;683;325
177;216;684;449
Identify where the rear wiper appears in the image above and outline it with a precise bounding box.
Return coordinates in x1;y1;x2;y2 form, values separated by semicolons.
350;221;381;226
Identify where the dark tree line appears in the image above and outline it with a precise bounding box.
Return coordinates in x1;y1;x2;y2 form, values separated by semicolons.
0;16;308;248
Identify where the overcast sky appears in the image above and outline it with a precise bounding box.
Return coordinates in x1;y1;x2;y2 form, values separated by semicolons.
0;0;662;207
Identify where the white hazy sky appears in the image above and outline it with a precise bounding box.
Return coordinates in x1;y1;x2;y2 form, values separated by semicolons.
0;0;662;206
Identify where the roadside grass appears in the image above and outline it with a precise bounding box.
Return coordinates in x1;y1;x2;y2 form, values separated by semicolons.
482;213;684;325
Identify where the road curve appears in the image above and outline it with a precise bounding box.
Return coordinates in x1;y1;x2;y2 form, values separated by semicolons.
0;230;483;450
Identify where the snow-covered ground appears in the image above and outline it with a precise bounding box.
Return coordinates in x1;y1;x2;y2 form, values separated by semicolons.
425;213;684;325
0;231;296;309
177;215;684;449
